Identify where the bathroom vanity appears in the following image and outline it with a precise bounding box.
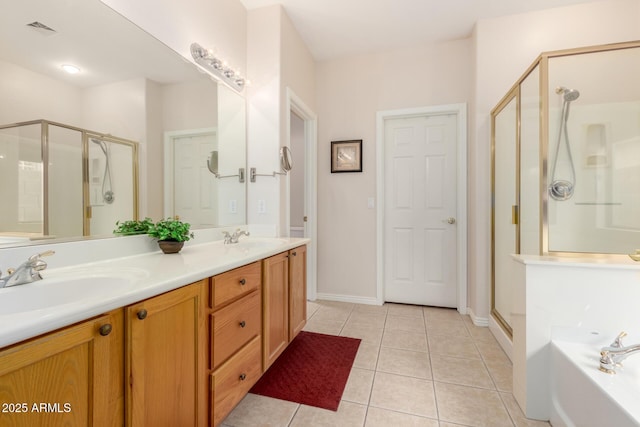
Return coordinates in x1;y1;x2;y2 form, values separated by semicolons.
0;237;308;426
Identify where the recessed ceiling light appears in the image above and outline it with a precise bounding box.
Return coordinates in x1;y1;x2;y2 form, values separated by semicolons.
61;64;80;74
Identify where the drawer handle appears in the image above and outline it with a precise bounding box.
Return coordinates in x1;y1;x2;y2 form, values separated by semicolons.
99;324;112;336
239;320;246;328
137;309;148;320
239;278;246;285
239;373;247;381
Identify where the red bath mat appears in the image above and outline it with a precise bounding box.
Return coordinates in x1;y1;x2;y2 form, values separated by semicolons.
250;331;361;411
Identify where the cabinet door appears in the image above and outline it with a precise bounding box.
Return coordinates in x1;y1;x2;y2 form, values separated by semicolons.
288;245;307;340
127;280;207;427
0;310;124;427
262;251;289;369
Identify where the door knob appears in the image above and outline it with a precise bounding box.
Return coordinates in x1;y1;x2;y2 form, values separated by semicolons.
444;217;456;225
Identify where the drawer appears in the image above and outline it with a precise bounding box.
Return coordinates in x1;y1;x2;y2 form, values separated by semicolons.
211;290;261;369
211;336;262;426
210;262;261;309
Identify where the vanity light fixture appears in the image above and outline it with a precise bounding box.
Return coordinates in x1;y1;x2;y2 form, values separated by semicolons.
61;64;80;74
190;43;245;92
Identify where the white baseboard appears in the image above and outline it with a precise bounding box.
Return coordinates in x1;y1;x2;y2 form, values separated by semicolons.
467;307;489;327
315;293;381;306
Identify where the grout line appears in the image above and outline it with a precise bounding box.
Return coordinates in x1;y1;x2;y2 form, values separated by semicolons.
300;301;540;426
285;403;302;427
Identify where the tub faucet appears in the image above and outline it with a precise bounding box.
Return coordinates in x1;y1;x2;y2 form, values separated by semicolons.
222;229;250;244
0;250;55;289
599;331;640;374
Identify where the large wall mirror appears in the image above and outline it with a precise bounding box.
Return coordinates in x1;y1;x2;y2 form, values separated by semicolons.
0;0;247;247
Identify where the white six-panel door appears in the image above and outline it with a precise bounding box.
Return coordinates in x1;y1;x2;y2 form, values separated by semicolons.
172;132;217;227
384;113;458;307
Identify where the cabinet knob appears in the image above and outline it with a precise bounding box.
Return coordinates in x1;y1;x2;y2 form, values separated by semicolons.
292;251;297;256
239;320;246;328
239;373;247;381
137;309;148;320
99;324;113;336
239;278;246;285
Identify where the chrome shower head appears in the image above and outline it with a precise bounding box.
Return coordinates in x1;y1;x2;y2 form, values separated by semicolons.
563;89;580;102
555;86;580;102
91;138;108;155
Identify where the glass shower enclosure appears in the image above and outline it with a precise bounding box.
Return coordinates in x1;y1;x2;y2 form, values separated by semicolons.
0;120;138;241
491;41;640;335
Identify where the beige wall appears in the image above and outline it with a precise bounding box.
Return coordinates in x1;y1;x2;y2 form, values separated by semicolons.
0;60;82;125
289;112;305;228
246;6;282;230
247;5;316;233
470;0;640;319
315;40;473;300
279;8;316;234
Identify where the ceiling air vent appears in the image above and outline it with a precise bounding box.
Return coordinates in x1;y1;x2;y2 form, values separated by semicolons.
26;21;57;36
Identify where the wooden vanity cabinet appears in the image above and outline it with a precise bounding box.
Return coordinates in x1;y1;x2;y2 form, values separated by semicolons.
126;280;207;427
288;245;307;340
0;244;307;427
262;245;307;369
0;309;124;427
209;262;263;426
262;251;290;369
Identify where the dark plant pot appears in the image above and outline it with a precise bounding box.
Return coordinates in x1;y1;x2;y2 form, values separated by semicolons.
158;240;184;254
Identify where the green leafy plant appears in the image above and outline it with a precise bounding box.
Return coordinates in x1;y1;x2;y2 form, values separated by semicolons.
113;217;154;235
148;217;195;242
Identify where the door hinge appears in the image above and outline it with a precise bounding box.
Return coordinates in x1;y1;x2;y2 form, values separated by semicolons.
512;205;519;225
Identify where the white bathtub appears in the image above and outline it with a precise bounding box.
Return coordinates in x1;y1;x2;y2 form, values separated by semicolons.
551;334;640;427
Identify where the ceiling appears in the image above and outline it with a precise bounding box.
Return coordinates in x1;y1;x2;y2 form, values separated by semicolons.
240;0;602;60
1;0;201;88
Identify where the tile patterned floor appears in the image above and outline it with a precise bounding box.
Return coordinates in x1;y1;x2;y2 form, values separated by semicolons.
221;300;550;427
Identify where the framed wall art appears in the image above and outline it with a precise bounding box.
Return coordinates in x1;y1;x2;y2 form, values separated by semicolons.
331;140;362;173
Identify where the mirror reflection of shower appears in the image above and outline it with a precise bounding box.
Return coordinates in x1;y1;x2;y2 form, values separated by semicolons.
91;138;115;204
549;86;580;201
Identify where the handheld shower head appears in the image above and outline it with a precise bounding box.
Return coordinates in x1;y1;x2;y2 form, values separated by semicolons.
549;86;580;201
555;87;580;102
563;89;580;102
91;138;107;155
91;138;114;204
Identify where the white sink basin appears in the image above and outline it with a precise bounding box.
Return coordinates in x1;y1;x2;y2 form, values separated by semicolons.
0;267;147;315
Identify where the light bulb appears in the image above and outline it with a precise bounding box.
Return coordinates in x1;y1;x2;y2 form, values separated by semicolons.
61;64;80;74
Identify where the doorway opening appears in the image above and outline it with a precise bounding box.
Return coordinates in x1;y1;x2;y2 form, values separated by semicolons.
285;88;318;301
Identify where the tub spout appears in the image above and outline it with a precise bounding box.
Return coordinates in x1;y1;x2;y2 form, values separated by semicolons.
599;331;640;374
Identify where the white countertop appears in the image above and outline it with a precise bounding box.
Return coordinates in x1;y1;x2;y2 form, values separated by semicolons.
512;254;640;270
0;237;309;348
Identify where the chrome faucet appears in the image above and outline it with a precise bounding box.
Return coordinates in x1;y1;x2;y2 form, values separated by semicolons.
222;229;250;244
0;250;55;289
599;331;640;374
